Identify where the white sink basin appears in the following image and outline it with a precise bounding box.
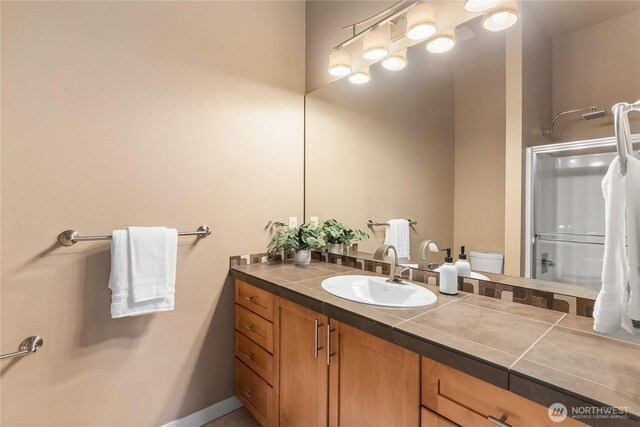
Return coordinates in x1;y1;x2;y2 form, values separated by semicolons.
321;275;437;308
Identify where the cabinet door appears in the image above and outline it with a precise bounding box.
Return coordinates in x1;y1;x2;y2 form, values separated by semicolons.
329;322;420;427
276;297;329;427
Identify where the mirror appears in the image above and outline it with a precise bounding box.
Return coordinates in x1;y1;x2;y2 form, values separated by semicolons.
305;1;640;299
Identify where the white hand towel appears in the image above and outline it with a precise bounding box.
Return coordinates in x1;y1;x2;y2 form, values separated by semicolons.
625;156;640;326
107;228;177;318
384;219;411;259
108;229;130;300
594;158;633;333
128;227;178;302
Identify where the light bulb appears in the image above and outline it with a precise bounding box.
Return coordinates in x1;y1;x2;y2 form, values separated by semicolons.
328;49;351;76
348;68;371;84
382;50;408;71
362;28;389;60
482;8;518;31
406;3;437;41
464;0;507;12
426;35;455;53
407;23;437;41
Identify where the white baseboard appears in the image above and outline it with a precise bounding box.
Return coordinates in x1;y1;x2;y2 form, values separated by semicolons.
162;396;243;427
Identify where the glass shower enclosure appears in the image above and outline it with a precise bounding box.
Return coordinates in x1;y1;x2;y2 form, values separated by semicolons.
525;135;640;289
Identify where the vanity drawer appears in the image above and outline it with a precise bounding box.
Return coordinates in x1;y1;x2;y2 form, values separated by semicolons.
235;305;274;353
236;358;273;427
235;332;273;385
421;407;459;426
421;358;585;427
235;279;274;321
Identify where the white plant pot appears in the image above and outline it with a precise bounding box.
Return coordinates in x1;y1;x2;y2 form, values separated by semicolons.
327;243;344;255
295;250;312;266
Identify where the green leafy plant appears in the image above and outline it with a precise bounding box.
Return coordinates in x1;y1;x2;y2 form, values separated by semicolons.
266;221;327;256
321;219;368;249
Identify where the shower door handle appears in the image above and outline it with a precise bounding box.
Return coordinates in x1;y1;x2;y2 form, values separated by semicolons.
541;258;556;268
540;253;555;274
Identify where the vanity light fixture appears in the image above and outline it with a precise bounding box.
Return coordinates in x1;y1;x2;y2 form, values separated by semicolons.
463;0;507;13
328;49;352;76
482;5;519;31
348;67;371;84
405;3;437;41
362;27;389;60
382;49;408;71
426;30;456;54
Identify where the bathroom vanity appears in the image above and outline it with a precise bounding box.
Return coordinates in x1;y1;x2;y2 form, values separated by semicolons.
230;261;639;427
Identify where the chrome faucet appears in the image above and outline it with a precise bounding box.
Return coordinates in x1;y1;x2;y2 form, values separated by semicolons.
419;240;440;270
373;244;408;284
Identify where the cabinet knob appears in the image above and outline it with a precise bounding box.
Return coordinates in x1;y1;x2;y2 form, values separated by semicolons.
488;415;512;427
243;323;254;331
243;352;254;361
244;295;254;302
242;389;252;399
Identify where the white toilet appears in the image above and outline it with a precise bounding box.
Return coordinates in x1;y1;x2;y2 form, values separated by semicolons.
470;250;504;274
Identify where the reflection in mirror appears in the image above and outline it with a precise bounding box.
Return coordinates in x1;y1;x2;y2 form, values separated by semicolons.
305;1;640;297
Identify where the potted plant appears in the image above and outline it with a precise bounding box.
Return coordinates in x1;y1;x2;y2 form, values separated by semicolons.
321;219;368;255
266;221;326;265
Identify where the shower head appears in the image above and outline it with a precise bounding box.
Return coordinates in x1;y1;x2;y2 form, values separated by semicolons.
581;107;608;120
543;105;608;136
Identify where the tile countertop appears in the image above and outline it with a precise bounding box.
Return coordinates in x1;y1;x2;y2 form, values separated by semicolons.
229;261;640;423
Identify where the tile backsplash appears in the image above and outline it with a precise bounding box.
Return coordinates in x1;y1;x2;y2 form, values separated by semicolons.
230;250;595;318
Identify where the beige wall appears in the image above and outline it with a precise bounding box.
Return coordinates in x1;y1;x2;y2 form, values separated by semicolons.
551;10;640;142
453;49;506;258
305;51;455;260
0;2;304;426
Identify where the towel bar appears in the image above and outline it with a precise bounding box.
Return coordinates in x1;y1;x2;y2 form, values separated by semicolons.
367;219;417;227
0;336;43;361
58;225;211;246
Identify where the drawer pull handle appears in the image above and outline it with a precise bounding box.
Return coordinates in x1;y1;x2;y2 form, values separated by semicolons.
243;352;254;361
242;389;252;399
488;415;511;427
314;319;324;358
243;323;254;331
326;324;336;366
244;296;254;302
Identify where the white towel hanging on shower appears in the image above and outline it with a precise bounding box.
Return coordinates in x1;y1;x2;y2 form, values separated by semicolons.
593;156;638;334
625;156;640;327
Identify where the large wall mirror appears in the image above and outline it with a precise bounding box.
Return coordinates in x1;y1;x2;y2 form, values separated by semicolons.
305;1;640;299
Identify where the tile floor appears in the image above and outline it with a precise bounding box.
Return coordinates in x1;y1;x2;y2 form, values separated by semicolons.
202;407;259;427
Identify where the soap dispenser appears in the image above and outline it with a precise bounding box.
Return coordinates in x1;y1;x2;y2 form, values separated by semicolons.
439;248;458;295
455;246;471;278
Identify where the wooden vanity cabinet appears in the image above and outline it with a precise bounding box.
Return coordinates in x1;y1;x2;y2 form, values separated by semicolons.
274;294;420;427
236;280;586;427
329;322;420;427
275;297;329;427
275;296;419;427
421;358;586;427
234;280;276;426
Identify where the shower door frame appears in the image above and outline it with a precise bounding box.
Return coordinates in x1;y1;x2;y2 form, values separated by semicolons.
524;134;640;279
